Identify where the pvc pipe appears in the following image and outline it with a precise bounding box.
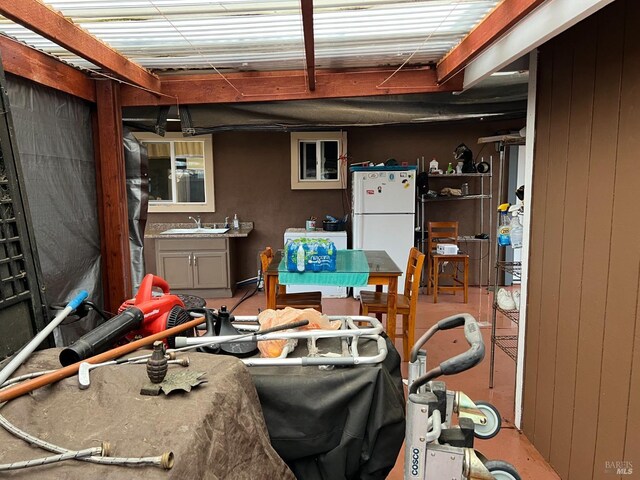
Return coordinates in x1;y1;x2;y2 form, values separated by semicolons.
0;290;88;386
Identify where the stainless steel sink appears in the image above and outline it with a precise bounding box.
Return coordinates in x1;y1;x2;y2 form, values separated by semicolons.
161;227;229;235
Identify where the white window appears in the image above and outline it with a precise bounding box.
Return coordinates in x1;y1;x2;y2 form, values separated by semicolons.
134;133;215;213
290;131;347;189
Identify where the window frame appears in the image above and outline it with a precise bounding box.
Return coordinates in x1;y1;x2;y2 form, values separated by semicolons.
134;132;215;213
290;131;347;190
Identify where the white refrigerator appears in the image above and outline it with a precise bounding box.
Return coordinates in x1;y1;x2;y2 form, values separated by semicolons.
283;228;348;298
351;166;416;297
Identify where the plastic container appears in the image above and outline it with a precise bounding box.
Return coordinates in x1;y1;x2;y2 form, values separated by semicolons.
510;215;523;248
233;213;240;230
497;211;511;246
286;238;337;272
296;245;306;272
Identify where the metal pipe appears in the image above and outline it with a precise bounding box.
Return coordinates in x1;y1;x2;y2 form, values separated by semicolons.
175;327;368;348
425;409;442;443
1;370;57;389
0;413;173;469
242;335;387;367
0;315;205;403
0;446;103;471
0;290;88;386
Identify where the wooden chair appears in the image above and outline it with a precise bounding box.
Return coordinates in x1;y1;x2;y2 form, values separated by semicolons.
426;221;469;304
359;247;425;359
259;247;323;312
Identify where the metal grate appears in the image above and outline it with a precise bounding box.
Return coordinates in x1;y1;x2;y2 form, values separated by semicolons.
492;335;518;361
493;303;520;325
0;59;48;359
0;172;30;309
496;261;521;276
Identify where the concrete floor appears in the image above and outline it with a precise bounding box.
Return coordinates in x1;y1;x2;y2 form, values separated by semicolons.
208;285;560;479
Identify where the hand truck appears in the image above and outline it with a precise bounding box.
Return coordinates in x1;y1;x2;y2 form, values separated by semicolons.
405;313;521;480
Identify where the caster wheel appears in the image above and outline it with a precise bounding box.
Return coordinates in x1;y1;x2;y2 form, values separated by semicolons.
474;401;501;439
485;460;521;480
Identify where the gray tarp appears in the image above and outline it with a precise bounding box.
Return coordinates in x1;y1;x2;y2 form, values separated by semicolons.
6;74;102;346
123;128;148;292
0;349;295;480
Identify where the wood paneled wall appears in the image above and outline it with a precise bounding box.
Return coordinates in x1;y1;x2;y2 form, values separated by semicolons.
523;1;640;478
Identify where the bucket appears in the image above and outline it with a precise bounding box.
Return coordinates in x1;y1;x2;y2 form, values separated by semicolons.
322;220;345;231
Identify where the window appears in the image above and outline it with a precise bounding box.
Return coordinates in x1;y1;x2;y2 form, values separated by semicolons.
134;133;215;213
290;132;347;189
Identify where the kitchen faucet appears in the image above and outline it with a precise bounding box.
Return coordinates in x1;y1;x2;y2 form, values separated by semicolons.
188;216;202;229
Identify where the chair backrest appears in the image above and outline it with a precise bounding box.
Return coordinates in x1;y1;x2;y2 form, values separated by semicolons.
427;221;459;253
404;247;426;307
259;247;275;299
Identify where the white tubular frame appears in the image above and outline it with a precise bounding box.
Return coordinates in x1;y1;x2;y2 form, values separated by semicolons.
177;315;388;367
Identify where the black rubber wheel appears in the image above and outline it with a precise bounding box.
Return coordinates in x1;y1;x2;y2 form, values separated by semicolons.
474;401;502;439
485;460;521;480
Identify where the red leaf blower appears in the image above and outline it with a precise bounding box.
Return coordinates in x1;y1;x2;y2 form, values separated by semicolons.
59;274;193;366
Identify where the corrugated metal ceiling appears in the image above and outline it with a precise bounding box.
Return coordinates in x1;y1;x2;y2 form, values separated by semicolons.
0;0;500;74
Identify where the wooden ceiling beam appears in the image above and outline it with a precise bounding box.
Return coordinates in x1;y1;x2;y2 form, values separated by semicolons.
436;0;546;84
0;35;95;102
300;0;316;91
0;0;160;92
120;67;463;106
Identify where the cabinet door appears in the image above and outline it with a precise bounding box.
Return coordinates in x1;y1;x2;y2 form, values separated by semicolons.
193;251;228;289
157;251;193;289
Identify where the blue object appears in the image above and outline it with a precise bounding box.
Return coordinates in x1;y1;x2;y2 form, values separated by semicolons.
285;238;337;272
68;290;89;310
279;250;369;287
497;211;511;246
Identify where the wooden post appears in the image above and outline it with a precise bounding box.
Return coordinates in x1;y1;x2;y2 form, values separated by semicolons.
94;80;131;312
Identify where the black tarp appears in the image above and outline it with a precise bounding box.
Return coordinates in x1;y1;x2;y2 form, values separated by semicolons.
250;336;405;480
6;74;102;346
123;76;528;134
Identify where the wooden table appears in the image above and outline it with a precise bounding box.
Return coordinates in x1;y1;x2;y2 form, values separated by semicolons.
265;250;403;343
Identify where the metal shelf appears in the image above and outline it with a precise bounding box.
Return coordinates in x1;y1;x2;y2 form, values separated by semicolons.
496;261;521;276
428;173;492;177
478;134;526;145
420;194;491;203
416;156;492;299
493;303;520;324
492;335;518;361
490;260;521;388
458;236;490;243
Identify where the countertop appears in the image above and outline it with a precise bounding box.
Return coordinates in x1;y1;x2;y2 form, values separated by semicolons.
145;221;254;239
